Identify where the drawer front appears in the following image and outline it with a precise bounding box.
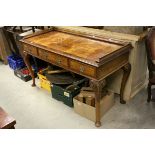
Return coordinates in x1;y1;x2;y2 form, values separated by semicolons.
69;60;96;77
23;44;38;56
38;49;50;61
48;53;68;67
38;49;68;67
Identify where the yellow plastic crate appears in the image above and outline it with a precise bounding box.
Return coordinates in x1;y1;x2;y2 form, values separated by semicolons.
38;71;51;92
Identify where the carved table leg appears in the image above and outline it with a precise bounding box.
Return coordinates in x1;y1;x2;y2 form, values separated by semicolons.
23;53;36;87
147;82;152;102
90;79;106;127
120;63;131;104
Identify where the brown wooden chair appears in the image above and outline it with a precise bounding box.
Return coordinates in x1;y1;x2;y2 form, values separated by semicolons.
145;27;155;102
0;107;16;129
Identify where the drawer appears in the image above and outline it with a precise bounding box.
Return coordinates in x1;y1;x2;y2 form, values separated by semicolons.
23;44;38;56
38;49;68;67
48;53;68;67
69;60;96;77
38;49;50;61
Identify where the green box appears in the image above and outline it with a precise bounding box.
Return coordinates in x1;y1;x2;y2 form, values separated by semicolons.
52;84;81;107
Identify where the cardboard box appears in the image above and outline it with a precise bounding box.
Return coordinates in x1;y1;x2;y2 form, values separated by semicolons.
73;91;114;122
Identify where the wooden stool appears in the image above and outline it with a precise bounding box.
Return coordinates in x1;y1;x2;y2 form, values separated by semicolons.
0;107;16;129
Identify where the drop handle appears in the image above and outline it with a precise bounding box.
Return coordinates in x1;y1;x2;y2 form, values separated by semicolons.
28;47;32;52
57;58;62;64
28;50;32;54
80;66;85;73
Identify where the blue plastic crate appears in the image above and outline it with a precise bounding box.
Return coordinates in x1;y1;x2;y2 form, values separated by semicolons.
7;54;25;70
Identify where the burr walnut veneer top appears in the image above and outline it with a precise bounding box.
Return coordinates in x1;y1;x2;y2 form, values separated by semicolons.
24;31;124;63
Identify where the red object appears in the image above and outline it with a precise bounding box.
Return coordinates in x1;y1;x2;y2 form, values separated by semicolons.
21;68;30;75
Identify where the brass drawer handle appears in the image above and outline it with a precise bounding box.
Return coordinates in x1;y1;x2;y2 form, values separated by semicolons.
57;58;61;64
24;45;28;49
27;49;32;53
45;55;48;60
27;47;33;53
80;66;85;73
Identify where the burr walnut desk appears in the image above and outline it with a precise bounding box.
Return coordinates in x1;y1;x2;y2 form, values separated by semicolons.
20;28;132;127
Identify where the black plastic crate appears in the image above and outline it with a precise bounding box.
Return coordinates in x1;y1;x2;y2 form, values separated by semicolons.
52;84;81;107
14;67;36;82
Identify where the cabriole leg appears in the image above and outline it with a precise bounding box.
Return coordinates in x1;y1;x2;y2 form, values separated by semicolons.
90;79;106;127
147;82;152;102
120;63;131;104
23;53;36;87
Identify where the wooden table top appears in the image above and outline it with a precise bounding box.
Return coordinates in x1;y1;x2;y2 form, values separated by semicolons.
24;30;131;64
0;107;16;129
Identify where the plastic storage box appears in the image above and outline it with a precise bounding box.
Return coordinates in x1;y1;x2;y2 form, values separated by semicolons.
14;67;37;82
38;71;51;92
14;68;32;82
7;54;25;70
52;84;81;107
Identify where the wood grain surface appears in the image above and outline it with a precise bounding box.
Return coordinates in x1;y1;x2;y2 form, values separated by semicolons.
0;107;16;129
25;31;122;63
